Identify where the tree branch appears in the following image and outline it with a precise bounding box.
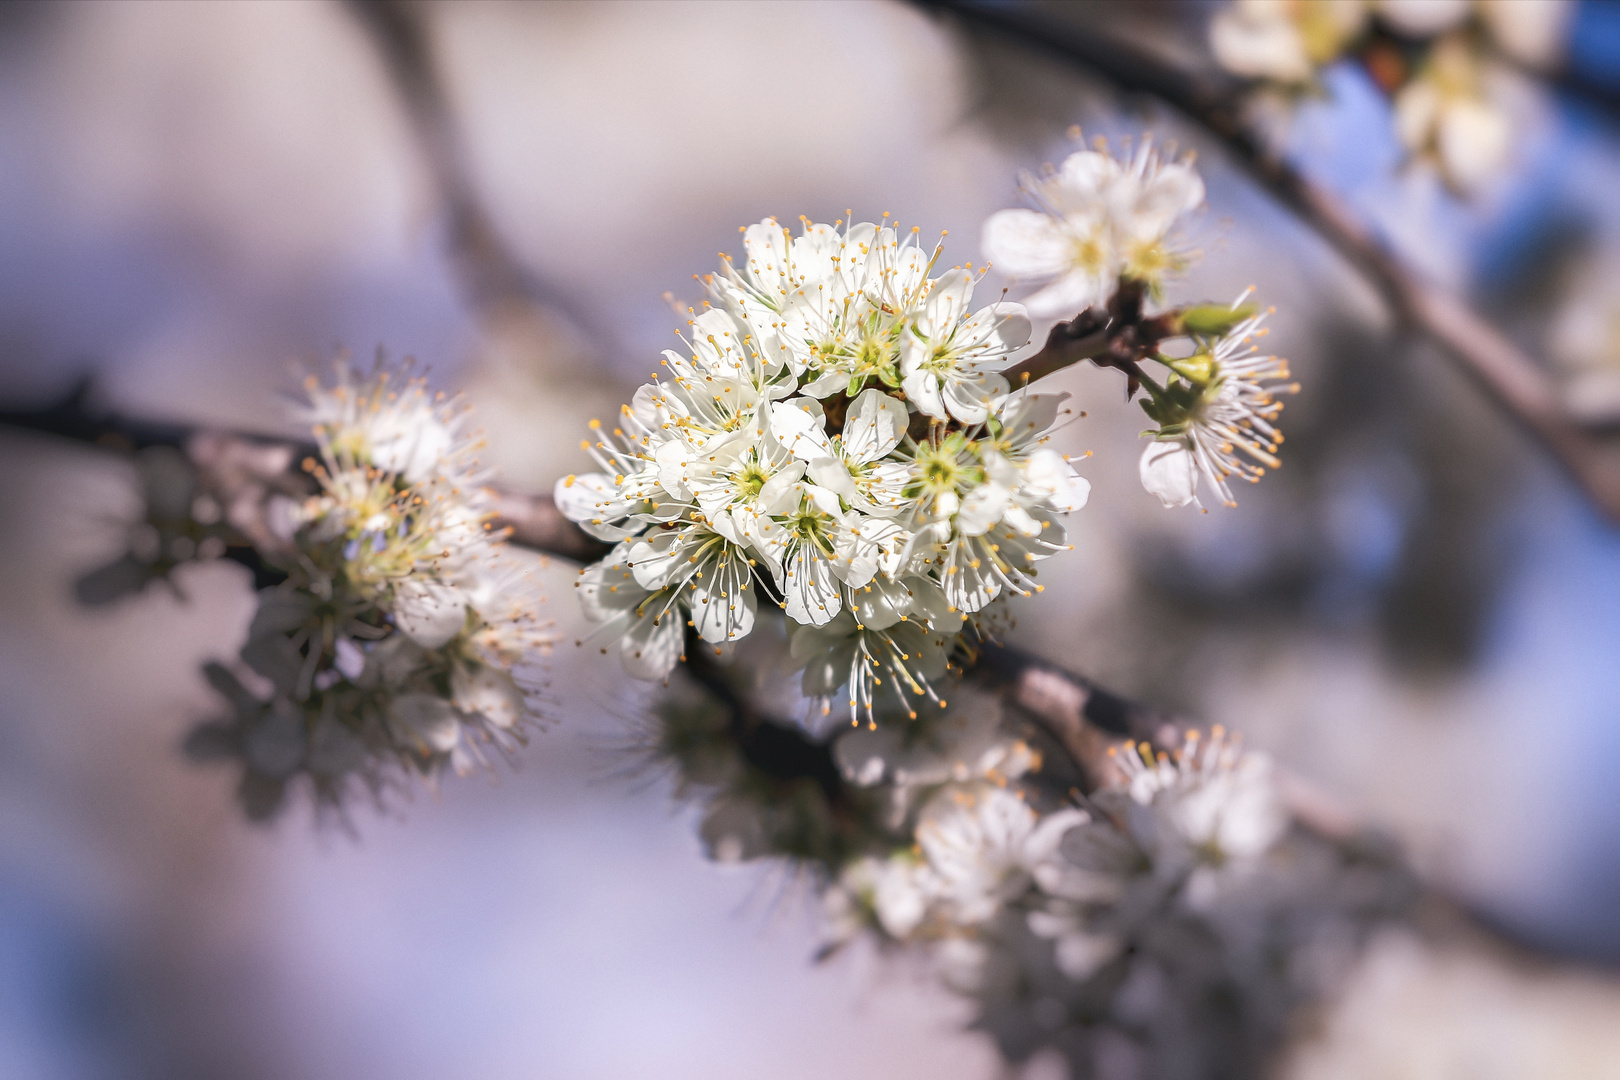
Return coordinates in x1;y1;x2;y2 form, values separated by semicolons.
344;0;594;327
918;0;1620;522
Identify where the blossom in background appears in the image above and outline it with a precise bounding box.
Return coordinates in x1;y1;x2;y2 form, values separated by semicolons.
822;767;1084;942
192;360;552;818
1475;0;1573;70
1107;726;1291;868
1138;297;1295;509
1210;0;1368;83
1392;34;1510;192
296;354;483;487
558;215;1088;723
817;717;1297;1014
1211;0;1574;196
982;136;1205;316
1373;0;1469;37
914;783;1087;928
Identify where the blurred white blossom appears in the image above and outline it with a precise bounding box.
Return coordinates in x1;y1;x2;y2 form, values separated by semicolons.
1211;0;1369;83
1211;0;1572;195
192;360;552;818
1392;35;1511;192
1374;0;1471;37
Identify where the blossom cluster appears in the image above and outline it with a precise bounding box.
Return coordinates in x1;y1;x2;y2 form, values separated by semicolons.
825;726;1290;959
980;141;1295;511
557;218;1089;725
189;359;551;818
813;717;1405;1074
1211;0;1573;192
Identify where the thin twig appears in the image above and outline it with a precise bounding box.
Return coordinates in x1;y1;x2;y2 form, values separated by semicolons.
918;0;1620;521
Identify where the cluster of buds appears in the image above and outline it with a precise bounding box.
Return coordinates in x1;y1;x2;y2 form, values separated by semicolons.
188;359;551;819
1211;0;1573;192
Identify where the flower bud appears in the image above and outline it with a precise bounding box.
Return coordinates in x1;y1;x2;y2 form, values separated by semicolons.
1178;302;1258;338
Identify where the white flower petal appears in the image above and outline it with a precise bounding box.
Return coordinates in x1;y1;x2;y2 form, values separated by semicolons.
842;388;910;463
982;209;1074;277
392;579;468;649
620;604;685;679
451;666;526;729
1139;439;1200;508
901;366;949;421
956;483;1010;536
1210;8;1313;82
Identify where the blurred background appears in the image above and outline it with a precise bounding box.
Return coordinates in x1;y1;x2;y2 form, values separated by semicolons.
4;1;1620;1076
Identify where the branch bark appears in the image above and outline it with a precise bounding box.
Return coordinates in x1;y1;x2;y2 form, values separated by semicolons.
918;0;1620;521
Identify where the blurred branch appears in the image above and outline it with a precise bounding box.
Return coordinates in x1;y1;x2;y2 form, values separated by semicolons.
0;388;1356;817
0;384;1172;786
344;0;591;327
682;642;845;800
0;378;252;455
486;490;613;563
0;385;613;564
918;0;1620;523
0;389;1573;958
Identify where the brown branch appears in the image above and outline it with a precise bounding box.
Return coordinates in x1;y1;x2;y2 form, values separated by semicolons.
487;490;613;564
1000;280;1187;388
919;0;1620;521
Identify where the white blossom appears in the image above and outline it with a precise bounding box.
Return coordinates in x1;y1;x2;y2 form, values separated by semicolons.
1108;726;1291;864
1392;35;1511;192
199;360;552;817
296;355;484;487
825;784;1086;944
1139;297;1295;509
1211;0;1368;83
791;608;956;725
901;411;1079;614
775;388;911;515
1478;0;1572;69
914;784;1088;928
899;269;1030;424
825;853;936;941
574;543;687;679
559;214;1090;712
982;137;1205;316
1375;0;1470;37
